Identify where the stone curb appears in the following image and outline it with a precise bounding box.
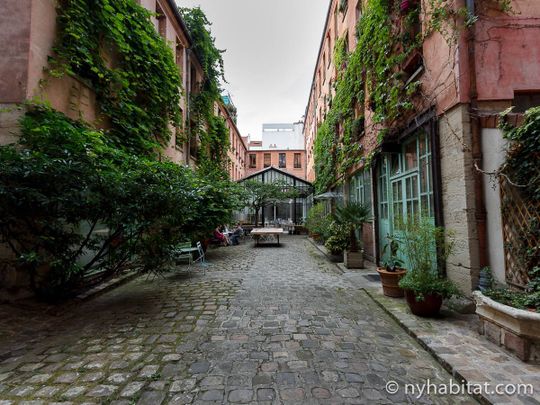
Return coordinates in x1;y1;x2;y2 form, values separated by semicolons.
74;270;139;302
363;289;491;405
306;237;344;274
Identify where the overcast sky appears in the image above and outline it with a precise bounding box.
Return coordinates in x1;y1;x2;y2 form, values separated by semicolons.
176;0;330;140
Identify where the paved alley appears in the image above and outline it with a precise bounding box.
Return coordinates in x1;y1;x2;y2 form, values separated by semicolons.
0;236;476;404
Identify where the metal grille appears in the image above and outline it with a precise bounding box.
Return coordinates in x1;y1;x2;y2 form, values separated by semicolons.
500;178;540;289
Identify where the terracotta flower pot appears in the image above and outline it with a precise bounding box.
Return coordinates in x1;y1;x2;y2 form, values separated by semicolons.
377;267;407;297
405;290;443;317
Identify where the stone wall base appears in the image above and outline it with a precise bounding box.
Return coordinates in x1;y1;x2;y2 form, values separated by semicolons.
479;317;540;363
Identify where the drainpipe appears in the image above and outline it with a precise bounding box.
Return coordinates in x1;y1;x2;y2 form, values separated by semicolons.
466;0;488;280
185;49;191;166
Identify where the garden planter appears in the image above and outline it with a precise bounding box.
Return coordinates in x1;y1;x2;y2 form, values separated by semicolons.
473;291;540;363
344;250;364;269
377;267;407;297
405;290;443;317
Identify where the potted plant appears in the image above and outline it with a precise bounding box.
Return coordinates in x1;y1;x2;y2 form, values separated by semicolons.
397;216;460;317
306;203;332;244
324;221;349;263
377;234;407;297
334;202;372;269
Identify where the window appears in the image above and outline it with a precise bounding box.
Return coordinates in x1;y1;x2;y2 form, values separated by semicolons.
350;169;372;214
264;153;271;168
294;153;302;169
249;154;257;168
156;3;166;38
514;92;540;113
279;153;286;168
176;38;184;73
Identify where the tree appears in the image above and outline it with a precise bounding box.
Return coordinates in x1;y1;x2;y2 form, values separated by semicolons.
241;180;299;227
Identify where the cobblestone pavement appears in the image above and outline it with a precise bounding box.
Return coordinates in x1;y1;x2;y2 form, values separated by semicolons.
0;236;476;404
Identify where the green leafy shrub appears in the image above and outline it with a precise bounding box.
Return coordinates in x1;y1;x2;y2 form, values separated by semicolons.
0;107;241;300
397;216;460;301
305;204;332;240
324;222;350;254
333;202;371;252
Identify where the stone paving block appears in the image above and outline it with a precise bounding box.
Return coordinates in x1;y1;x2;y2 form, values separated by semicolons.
228;389;253;403
0;238;484;404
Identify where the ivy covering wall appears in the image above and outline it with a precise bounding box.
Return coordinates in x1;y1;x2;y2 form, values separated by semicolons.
314;0;422;193
51;0;182;155
180;7;230;179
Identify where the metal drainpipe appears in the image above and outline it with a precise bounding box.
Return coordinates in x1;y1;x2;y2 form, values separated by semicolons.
185;49;191;166
466;0;489;277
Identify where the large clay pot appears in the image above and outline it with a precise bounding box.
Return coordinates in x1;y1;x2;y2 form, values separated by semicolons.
377;267;407;297
405;290;443;317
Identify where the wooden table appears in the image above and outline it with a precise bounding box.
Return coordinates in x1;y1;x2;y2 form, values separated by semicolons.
251;228;284;246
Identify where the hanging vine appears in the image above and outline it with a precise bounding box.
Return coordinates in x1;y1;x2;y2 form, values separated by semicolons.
313;0;479;193
49;0;182;155
180;7;230;179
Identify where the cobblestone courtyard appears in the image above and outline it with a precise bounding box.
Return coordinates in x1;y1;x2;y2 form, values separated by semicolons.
0;236;476;404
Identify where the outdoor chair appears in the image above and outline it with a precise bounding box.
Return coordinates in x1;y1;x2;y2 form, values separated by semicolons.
172;242;193;266
193;241;208;274
171;241;208;274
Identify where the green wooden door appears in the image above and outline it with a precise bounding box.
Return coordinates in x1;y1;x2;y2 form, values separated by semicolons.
377;130;434;267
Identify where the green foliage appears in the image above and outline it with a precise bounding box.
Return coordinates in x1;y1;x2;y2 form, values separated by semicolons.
324;221;350;254
485;288;540;311
305;204;333;240
381;234;404;271
241;180;299;226
333;202;372;251
399;270;460;302
50;0;182;155
314;0;422;192
484;108;540;310
0;107;240;300
501;106;540;201
396;216;460;300
180;7;230;179
313;0;473;192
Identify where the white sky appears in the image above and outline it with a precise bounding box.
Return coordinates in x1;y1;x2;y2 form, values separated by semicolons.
176;0;330;140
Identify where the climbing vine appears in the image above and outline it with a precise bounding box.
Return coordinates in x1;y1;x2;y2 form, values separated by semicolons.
313;0;480;193
50;0;182;155
180;7;230;179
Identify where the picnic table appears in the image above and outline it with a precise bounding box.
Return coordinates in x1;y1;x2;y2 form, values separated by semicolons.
251;228;284;246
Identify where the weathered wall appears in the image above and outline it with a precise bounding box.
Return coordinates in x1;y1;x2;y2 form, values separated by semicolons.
439;104;480;295
0;0;32;104
481;128;507;285
474;1;540;101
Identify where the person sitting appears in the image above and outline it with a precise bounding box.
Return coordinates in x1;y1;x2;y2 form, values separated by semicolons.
213;226;230;246
230;223;244;246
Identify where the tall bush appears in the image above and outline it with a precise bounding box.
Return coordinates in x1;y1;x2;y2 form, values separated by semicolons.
0;107;240;299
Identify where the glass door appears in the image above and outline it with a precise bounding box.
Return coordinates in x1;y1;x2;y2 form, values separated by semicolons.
377;130;434;267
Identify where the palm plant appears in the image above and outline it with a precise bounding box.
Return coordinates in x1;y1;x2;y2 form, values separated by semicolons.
334;202;372;252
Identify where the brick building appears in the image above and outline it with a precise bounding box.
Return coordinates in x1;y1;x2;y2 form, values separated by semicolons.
304;0;540;294
245;122;307;181
0;0;244;180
